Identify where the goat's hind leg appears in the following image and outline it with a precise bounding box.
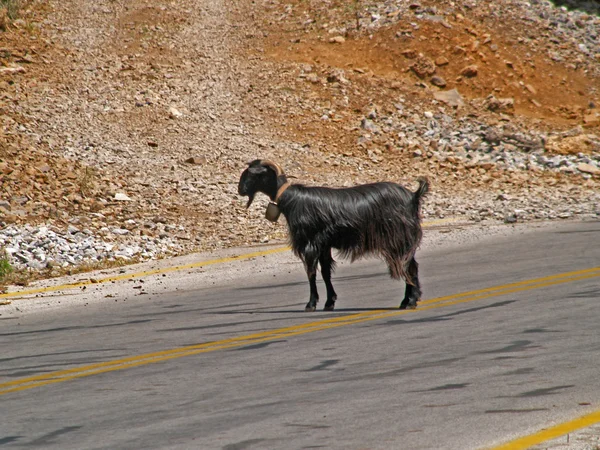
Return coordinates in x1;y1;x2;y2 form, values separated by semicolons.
399;257;421;310
303;248;320;312
320;249;337;311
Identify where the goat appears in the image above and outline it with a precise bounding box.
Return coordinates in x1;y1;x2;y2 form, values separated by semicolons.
238;159;429;312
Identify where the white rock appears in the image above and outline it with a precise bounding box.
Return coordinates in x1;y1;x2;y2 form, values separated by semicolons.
169;107;183;119
114;193;132;201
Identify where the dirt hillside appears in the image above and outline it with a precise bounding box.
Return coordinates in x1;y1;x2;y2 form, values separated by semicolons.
0;0;599;271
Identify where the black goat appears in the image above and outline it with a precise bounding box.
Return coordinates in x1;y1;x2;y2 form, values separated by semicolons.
238;159;429;312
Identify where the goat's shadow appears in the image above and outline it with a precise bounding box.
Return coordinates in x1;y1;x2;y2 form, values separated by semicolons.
212;307;402;315
230;269;406;314
236;271;390;292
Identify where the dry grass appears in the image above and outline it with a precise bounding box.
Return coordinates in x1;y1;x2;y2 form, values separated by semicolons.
0;0;20;30
0;256;146;294
79;167;98;198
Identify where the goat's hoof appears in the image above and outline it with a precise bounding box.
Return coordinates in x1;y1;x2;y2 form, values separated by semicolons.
305;305;316;312
324;303;335;311
399;300;418;310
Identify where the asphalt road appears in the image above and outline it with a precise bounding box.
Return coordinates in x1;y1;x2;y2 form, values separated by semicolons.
1;220;599;449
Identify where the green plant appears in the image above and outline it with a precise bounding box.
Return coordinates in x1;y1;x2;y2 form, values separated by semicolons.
344;0;362;32
0;250;13;280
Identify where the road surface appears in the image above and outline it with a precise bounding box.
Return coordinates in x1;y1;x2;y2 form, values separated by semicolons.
1;220;599;449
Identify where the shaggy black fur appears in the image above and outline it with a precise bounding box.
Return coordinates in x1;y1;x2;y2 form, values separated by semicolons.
238;159;429;312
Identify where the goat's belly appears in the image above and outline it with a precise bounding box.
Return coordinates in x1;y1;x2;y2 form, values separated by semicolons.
329;228;360;248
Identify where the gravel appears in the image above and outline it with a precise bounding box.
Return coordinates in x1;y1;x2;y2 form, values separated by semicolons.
0;0;599;272
0;224;181;270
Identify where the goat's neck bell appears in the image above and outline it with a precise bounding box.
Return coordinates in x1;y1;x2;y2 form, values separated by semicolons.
265;180;291;223
265;202;281;222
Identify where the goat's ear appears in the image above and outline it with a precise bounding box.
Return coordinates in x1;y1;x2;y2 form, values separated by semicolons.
260;160;284;177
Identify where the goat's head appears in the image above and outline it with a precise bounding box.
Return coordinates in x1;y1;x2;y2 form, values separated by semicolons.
238;159;286;208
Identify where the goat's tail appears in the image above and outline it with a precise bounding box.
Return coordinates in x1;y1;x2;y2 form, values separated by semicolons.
412;177;429;210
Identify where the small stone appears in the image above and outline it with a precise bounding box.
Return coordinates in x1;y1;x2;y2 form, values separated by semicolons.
433;88;464;107
410;56;436;79
525;84;537;95
360;118;379;132
326;70;348;84
583;113;600;127
114;193;132;201
401;49;418;59
435;56;449;66
67;225;80;234
329;36;345;44
486;96;514;112
577;163;600;175
169;107;183;119
430;75;447;87
453;46;466;55
460;65;478;77
306;73;320;84
185;156;208;165
0;65;26;74
530;99;542;108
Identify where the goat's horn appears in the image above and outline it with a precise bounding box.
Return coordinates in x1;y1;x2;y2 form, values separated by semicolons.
260;160;285;177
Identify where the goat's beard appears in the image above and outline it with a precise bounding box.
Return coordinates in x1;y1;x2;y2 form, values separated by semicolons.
245;193;255;208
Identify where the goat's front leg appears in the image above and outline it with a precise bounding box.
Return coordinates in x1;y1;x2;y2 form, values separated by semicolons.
320;249;337;311
303;248;320;312
400;257;421;310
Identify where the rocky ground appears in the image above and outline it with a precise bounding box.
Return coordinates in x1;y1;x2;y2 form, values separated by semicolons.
1;0;599;274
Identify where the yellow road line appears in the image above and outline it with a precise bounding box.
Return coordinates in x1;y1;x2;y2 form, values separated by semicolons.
489;410;600;449
1;218;462;301
2;266;599;398
0;247;289;300
420;266;600;307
